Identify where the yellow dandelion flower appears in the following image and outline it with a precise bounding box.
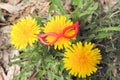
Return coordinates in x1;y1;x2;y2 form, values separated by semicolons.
43;16;76;50
10;17;40;50
63;42;102;78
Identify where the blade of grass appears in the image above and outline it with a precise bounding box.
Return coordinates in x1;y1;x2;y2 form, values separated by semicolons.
50;0;66;15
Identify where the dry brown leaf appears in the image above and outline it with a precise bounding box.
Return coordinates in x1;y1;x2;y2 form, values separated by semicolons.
0;3;19;13
0;66;7;80
6;64;20;80
0;26;11;48
8;13;19;23
0;26;20;80
7;50;20;80
112;58;117;76
0;50;2;59
7;0;21;5
100;0;117;12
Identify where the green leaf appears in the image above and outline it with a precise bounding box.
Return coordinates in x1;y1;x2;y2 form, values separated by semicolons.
59;61;64;72
55;52;63;57
30;53;41;62
50;0;66;15
13;75;20;80
18;52;30;58
20;71;28;80
106;47;116;52
8;60;24;67
49;3;56;13
30;14;43;25
107;65;116;74
95;27;120;32
45;63;51;69
85;0;93;2
0;10;3;18
72;0;83;7
38;70;46;78
71;7;80;20
79;3;98;18
48;71;55;80
71;2;98;20
45;55;53;62
54;75;63;80
87;3;98;12
95;32;113;39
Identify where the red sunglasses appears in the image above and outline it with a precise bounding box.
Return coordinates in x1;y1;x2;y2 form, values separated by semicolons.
37;21;79;45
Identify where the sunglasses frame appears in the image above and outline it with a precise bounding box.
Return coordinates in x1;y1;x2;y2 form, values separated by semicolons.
37;21;79;45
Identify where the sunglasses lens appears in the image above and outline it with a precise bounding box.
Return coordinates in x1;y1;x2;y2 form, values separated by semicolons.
37;32;58;45
45;35;57;43
63;22;79;38
63;29;76;38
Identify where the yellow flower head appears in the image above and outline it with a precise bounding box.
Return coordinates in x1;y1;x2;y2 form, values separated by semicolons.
43;16;75;50
63;42;102;78
10;17;40;50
